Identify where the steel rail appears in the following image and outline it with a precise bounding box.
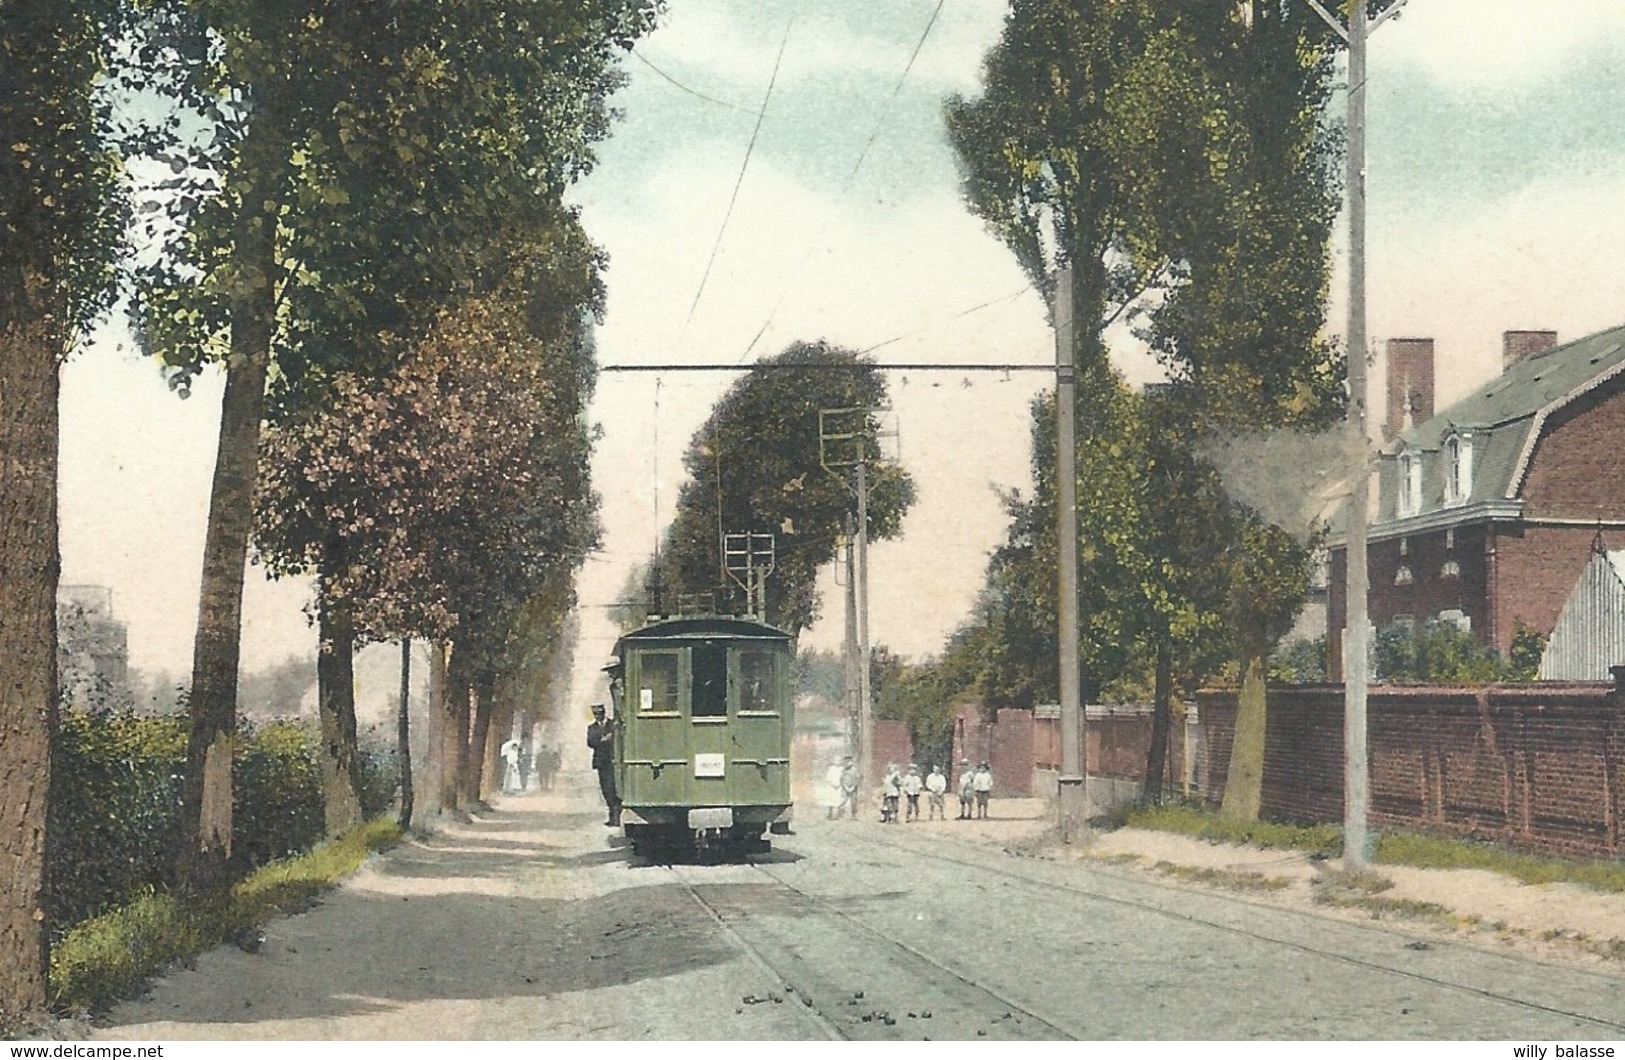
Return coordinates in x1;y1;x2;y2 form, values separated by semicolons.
720;861;1079;1039
671;867;850;1041
861;829;1625;1035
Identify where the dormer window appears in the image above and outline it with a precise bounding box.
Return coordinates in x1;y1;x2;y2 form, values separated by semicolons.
1443;431;1473;506
1397;450;1421;517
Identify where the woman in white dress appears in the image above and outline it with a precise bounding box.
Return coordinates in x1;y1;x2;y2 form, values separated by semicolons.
821;759;846;819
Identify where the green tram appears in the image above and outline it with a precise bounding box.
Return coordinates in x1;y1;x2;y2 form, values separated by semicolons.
606;614;795;856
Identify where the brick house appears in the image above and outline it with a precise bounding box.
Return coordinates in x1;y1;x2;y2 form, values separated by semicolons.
1328;324;1625;677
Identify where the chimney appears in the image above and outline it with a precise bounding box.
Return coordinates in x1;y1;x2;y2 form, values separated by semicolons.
1503;329;1557;372
1384;338;1435;441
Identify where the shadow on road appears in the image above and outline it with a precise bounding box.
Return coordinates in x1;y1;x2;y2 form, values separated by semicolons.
101;794;746;1031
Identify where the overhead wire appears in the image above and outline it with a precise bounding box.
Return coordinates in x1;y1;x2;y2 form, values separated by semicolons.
737;0;948;363
631;49;760;115
684;14;796;330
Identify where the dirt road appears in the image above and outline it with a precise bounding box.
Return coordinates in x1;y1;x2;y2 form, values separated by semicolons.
93;772;1625;1040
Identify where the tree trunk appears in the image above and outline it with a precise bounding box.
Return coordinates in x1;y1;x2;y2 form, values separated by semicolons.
315;603;362;835
465;667;495;806
0;292;58;1030
1143;636;1173;805
1220;626;1270;822
442;646;471;812
177;126;281;892
422;641;446;819
483;695;514;800
397;638;414;831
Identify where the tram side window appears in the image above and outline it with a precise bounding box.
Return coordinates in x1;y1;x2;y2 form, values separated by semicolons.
639;652;679;712
692;643;728;717
738;650;776;712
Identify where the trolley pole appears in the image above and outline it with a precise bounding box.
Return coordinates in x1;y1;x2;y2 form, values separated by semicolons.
1053;264;1087;841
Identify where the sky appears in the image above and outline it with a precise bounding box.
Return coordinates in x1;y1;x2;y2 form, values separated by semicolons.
56;0;1625;721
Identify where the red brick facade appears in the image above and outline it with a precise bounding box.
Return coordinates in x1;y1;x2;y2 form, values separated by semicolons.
1384;338;1435;441
1333;347;1625;672
1197;682;1625;859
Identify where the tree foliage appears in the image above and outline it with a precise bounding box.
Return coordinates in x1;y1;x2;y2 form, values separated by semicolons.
255;291;600;648
127;0;656;882
254;286;601;816
654;341;915;635
946;2;1345;818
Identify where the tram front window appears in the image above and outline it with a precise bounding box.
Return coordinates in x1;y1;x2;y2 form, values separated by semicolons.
739;650;775;712
639;652;678;712
692;643;727;718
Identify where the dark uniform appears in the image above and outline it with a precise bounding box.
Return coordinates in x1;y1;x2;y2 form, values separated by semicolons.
587;706;620;826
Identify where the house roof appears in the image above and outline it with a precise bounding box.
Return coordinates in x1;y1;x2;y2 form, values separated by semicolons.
1387;323;1625;506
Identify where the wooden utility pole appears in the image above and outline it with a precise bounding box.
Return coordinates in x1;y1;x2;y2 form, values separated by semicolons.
1053;264;1087;840
821;408;881;797
856;458;873;792
843;514;861;766
1305;0;1407;870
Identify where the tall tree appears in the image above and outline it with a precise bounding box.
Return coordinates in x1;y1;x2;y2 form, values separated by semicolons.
655;341;915;636
949;3;1348;819
139;1;657;887
255;288;600;817
1134;2;1347;820
0;0;127;1027
946;0;1233;726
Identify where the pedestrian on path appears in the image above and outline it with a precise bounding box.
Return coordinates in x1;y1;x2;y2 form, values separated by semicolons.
839;756;859;820
821;758;846;819
500;737;523;794
545;745;561;790
903;763;923;822
881;763;902;823
587;704;620;826
973;761;993;819
957;760;975;820
925;764;947;820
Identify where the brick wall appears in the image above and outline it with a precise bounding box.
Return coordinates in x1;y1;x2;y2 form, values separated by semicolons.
953;702;1187;801
870;719;914;788
1197;682;1625;859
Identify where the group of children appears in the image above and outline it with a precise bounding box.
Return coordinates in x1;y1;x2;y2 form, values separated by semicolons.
878;761;992;822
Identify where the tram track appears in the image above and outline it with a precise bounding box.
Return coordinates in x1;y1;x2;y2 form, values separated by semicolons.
854;826;1625;1036
665;860;1078;1040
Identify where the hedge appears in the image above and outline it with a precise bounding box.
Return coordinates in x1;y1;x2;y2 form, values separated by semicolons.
47;709;398;933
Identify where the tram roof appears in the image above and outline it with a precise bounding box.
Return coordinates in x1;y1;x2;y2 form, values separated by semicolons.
614;614;793;646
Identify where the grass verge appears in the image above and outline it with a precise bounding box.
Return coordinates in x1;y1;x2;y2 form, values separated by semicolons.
1148;861;1293;893
1123;803;1625;895
1123;803;1343;857
49;817;401;1016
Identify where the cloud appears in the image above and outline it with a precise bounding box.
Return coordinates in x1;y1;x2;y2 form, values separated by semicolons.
1375;0;1625;94
1357;162;1625;410
636;1;1003;104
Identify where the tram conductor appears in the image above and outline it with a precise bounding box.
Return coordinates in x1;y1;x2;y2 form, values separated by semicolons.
587;703;621;826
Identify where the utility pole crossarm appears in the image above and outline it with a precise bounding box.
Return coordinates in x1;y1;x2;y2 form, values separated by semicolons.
1370;0;1410;33
1303;0;1349;40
